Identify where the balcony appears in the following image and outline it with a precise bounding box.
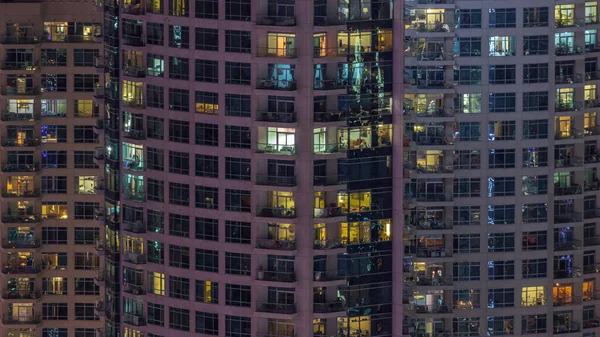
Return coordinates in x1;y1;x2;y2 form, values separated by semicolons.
313;175;344;186
1;138;40;148
555;45;584;56
1;112;36;121
95;238;105;252
585;180;599;191
411;304;452;314
256;15;296;26
257;143;296;155
123;3;145;15
412;276;453;286
555;17;585;28
408;221;452;231
409;22;453;33
554;212;582;224
1;239;39;249
0;86;40;96
555;130;584;141
584;263;600;274
412;193;453;203
553;296;582;307
585;208;600;219
406;164;453;174
415;247;452;258
407;109;455;119
2;265;40;274
256;111;297;124
256;301;296;314
313;239;346;250
1;290;40;300
584;290;600;302
123;34;145;46
554;240;582;252
123;129;145;140
553;321;580;334
314;79;345;91
122;189;145;202
123;283;145;295
94;147;105;160
555;157;583;168
256;47;297;59
123;66;146;78
2;315;41;325
256;270;296;282
123;99;145;110
313;47;348;58
256;175;296;187
555;185;582;196
313;301;346;313
93;88;104;99
553;267;582;279
314;111;344;123
96;328;105;337
0;61;37;71
555;74;584;84
0;36;39;44
94;299;105;316
584;236;600;247
123;220;145;233
2;213;40;223
123;313;146;326
584;318;600;329
256;79;297;91
255;238;296;251
555;101;584;112
123;252;146;264
416;80;453;90
257;207;296;219
95;269;105;282
2;189;39;198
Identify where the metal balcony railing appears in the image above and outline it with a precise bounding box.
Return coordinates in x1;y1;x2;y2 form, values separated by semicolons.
255;238;296;251
256;302;296;314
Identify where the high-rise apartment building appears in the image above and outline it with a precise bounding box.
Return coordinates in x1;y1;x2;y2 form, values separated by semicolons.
403;1;600;336
95;0;403;337
0;2;105;337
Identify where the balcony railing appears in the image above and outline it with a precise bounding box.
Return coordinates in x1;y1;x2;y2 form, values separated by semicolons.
0;36;39;44
313;175;344;186
2;213;40;223
313;47;348;58
408;221;452;231
123;129;145;140
256;302;296;314
256;15;296;26
313;111;344;122
410;22;453;33
585;208;600;219
0;61;37;70
123;220;145;233
555;17;585;27
123;66;146;78
256;79;297;91
257;207;296;219
553;267;583;278
313;206;344;218
413;193;453;202
555;156;583;168
257;143;296;155
122;190;145;202
123;252;146;264
1;86;40;96
314;79;345;90
411;304;453;314
255;175;296;187
313;301;346;313
584;263;600;274
256;111;296;123
1;112;36;121
313;239;346;250
2;189;39;198
556;74;584;84
123;4;145;14
123;283;145;295
412;276;453;286
123;313;146;326
415;248;452;258
1;239;39;249
555;45;584;56
2;314;41;324
2;265;40;274
554;213;583;224
584;318;600;329
554;185;582;196
555;101;584;112
255;238;296;251
1;290;40;299
553;296;582;307
256;47;297;58
257;270;296;282
584;236;600;246
1;138;40;147
123;34;145;46
553;321;580;334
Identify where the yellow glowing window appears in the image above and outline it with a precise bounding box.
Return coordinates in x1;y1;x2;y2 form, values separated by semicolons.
195;102;218;114
124;328;144;337
521;286;546;306
267;33;296;57
148;272;165;295
123;236;144;254
586;84;597;101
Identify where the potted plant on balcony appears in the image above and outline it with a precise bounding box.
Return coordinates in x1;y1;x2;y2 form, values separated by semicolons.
257;265;264;280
